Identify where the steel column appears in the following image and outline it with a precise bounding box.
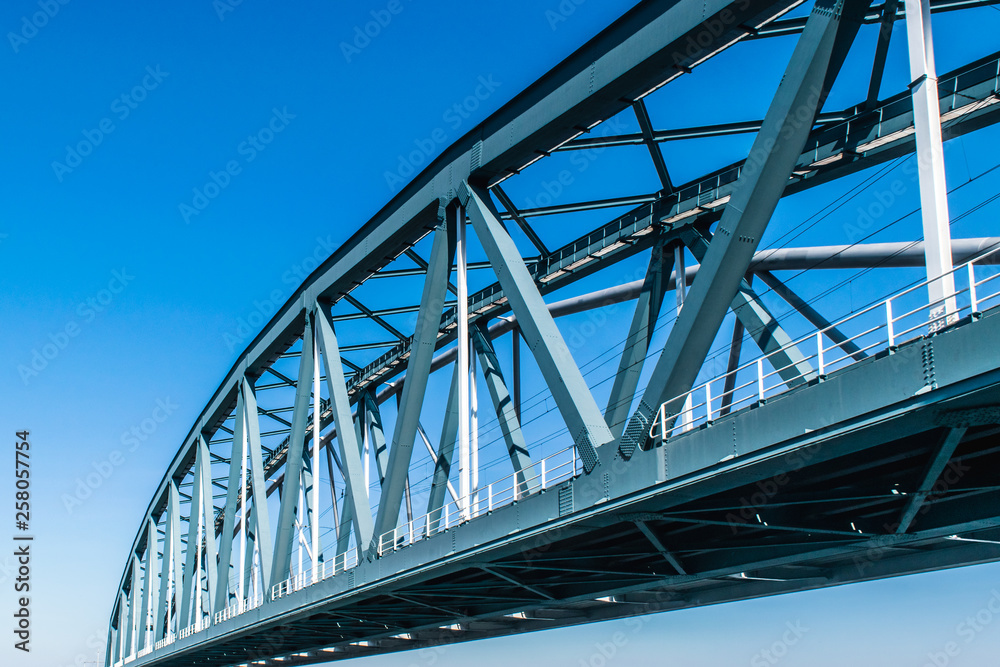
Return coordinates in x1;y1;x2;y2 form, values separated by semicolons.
196;436;217;613
605;238;672;439
619;0;863;458
719;318;745;417
179;435;210;626
427;365;461;532
683;229;816;386
241;380;273;594
316;303;375;557
457;204;472;521
335;416;365;557
363;390;389;483
472;323;539;496
214;388;245;613
905;0;958;324
155;480;181;640
125;556;139;656
270;312;314;587
373;212;455;546
137;518;155;650
866;0;899;108
463;183;612;472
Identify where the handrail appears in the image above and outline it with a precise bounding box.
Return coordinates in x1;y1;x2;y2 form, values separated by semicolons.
147;242;1000;648
649;244;1000;440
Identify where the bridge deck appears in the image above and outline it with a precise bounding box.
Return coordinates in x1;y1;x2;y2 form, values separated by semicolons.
139;293;1000;666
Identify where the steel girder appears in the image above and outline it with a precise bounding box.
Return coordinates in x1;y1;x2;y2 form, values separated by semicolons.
426;365;462;533
270;312;316;588
619;0;869;458
124;307;1000;666
108;0;1000;660
471;323;539;496
604;238;673;439
464;183;613;472
372;214;456;547
317;304;375;558
681;227;816;387
179;436;217;626
155;480;182;641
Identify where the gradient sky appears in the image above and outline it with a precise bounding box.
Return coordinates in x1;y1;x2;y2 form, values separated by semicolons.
2;1;1000;666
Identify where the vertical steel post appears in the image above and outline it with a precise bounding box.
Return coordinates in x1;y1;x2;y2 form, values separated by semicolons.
674;244;686;314
904;0;957;325
238;393;247;603
311;329;321;581
471;336;479;514
457;203;471;521
968;262;978;313
816;332;826;376
270;312;314;589
138;518;155;650
512;328;521;423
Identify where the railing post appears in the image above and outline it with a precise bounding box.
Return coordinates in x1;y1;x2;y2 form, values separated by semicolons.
540;458;547;488
757;358;765;403
488;483;493;512
680;393;693;433
705;381;713;423
968;262;979;315
886;300;896;349
816;331;825;378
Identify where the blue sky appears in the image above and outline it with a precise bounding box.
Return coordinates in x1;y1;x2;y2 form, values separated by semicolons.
1;0;1000;666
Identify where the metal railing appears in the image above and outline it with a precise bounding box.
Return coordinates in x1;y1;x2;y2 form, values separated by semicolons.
212;591;263;625
146;243;1000;649
271;550;358;600
649;245;1000;440
375;444;580;557
179;615;211;640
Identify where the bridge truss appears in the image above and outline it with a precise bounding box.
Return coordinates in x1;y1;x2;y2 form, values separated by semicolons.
108;0;1000;664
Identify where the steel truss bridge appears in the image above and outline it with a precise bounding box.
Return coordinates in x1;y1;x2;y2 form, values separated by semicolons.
108;0;1000;665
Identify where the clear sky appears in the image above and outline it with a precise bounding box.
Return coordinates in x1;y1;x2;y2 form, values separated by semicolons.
1;1;1000;666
